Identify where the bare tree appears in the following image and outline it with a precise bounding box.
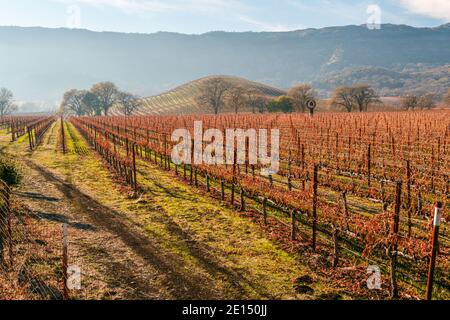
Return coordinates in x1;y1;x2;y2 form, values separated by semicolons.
82;91;102;116
244;88;265;113
444;89;450;107
254;95;269;113
401;94;419;110
116;91;141;116
0;88;17;116
331;87;355;112
351;85;380;112
228;86;246;114
91;82;119;116
196;78;232;115
61;89;87;116
417;94;436;110
288;84;317;113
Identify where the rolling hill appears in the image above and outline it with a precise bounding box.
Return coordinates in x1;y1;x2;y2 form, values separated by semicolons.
114;76;285;115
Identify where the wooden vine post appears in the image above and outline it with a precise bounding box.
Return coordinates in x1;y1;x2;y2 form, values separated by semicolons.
406;160;412;237
291;211;296;241
206;174;210;192
390;181;402;299
61;116;66;154
190;140;194;185
27;127;33;151
332;226;339;268
288;150;292;191
367;144;372;187
312;164;319;251
240;188;245;212
263;197;267;225
62;223;69;300
132;143;137;194
221;179;225;201
426;202;442;301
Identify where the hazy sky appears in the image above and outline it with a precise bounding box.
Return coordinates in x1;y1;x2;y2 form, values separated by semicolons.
0;0;448;34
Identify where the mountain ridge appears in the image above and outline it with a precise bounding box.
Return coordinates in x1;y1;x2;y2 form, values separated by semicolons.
0;24;448;111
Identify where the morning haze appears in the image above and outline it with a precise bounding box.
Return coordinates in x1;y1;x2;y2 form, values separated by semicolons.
0;23;449;112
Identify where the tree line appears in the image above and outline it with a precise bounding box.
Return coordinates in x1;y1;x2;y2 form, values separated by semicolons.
198;80;382;115
400;93;439;110
4;81;449;118
196;80;320;115
61;82;141;116
197;79;449;115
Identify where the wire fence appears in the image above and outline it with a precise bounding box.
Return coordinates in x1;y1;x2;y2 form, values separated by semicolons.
0;179;159;300
0;180;63;300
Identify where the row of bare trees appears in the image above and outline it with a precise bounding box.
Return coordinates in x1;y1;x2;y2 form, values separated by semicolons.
196;78;267;115
401;93;439;110
0;88;18;117
197;80;393;115
196;79;319;115
61;82;141;116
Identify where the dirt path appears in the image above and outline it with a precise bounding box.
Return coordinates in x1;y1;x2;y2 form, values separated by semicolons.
19;158;242;299
17;159;171;299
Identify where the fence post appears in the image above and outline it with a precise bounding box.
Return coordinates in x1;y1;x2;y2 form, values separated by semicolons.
132;143;137;193
332;227;339;268
291;211;296;241
61;116;66;154
341;191;350;231
164;134;168;170
263;198;267;225
240;188;245;212
231;183;235;207
11;122;15;142
390;181;402;299
288;152;292;191
312;164;319;251
406;160;412;237
221;179;225;201
426;202;442;300
27;127;33;151
0;184;7;264
367;144;372;187
6;187;13;270
62;223;69;300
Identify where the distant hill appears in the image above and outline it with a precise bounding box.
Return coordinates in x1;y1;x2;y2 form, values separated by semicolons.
112;76;285;115
0;24;449;109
